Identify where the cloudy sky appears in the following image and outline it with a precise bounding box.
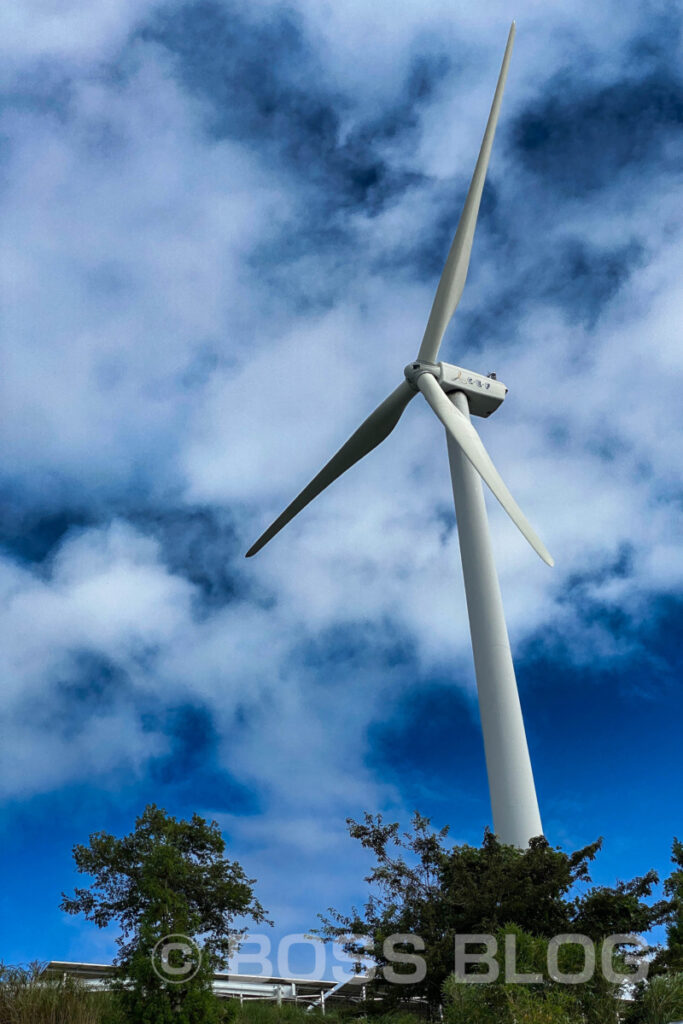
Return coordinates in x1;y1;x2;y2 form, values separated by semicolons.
1;0;681;976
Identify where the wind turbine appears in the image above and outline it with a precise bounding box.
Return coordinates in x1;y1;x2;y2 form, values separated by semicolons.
246;23;552;849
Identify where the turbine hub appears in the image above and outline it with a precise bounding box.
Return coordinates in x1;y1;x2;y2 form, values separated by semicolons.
403;360;440;390
404;361;508;418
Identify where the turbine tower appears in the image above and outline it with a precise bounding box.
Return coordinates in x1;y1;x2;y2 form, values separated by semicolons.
246;23;551;849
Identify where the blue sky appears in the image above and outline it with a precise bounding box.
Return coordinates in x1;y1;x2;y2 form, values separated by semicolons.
1;0;682;978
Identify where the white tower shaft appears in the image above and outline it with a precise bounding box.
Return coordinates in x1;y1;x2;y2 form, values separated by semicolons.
446;390;543;848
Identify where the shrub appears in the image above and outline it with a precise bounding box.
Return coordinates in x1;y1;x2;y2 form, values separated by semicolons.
0;962;122;1024
632;972;683;1024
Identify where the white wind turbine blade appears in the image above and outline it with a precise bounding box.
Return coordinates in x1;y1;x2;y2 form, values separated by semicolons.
246;380;415;557
416;372;553;566
417;22;516;364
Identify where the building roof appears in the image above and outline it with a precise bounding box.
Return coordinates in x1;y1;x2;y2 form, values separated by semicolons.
44;961;369;1004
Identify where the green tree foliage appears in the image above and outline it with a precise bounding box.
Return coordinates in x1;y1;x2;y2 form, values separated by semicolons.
60;804;270;1024
315;812;665;1009
627;972;683;1024
444;925;628;1024
659;837;683;975
626;838;683;1023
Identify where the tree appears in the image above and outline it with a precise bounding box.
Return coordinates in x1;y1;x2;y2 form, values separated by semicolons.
444;925;624;1024
60;804;270;1023
627;839;683;1024
659;837;683;975
572;870;667;944
626;972;683;1024
315;812;664;1010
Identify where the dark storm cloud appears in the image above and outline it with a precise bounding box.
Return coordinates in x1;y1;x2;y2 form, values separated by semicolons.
138;1;337;146
55;650;135;712
9;640;259;811
148;703;259;812
518;594;683;707
404;29;682;344
133;506;244;609
292;619;417;680
0;63;73;122
556;545;636;638
0;495;250;612
455;234;645;350
0;504;93;565
512;70;683;197
139;0;444;213
367;682;489;830
11;649;137;742
562;543;635;595
0;503;216;605
400;179;499;285
515;553;683;696
370;70;660;346
534;237;645;326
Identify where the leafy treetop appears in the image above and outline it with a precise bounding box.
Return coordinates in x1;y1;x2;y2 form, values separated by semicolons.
60;803;270;970
315;812;667;1009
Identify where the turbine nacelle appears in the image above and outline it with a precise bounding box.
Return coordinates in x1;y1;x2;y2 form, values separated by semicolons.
403;361;507;418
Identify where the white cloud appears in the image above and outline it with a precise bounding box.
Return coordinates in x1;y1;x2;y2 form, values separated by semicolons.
0;0;681;944
0;0;163;64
